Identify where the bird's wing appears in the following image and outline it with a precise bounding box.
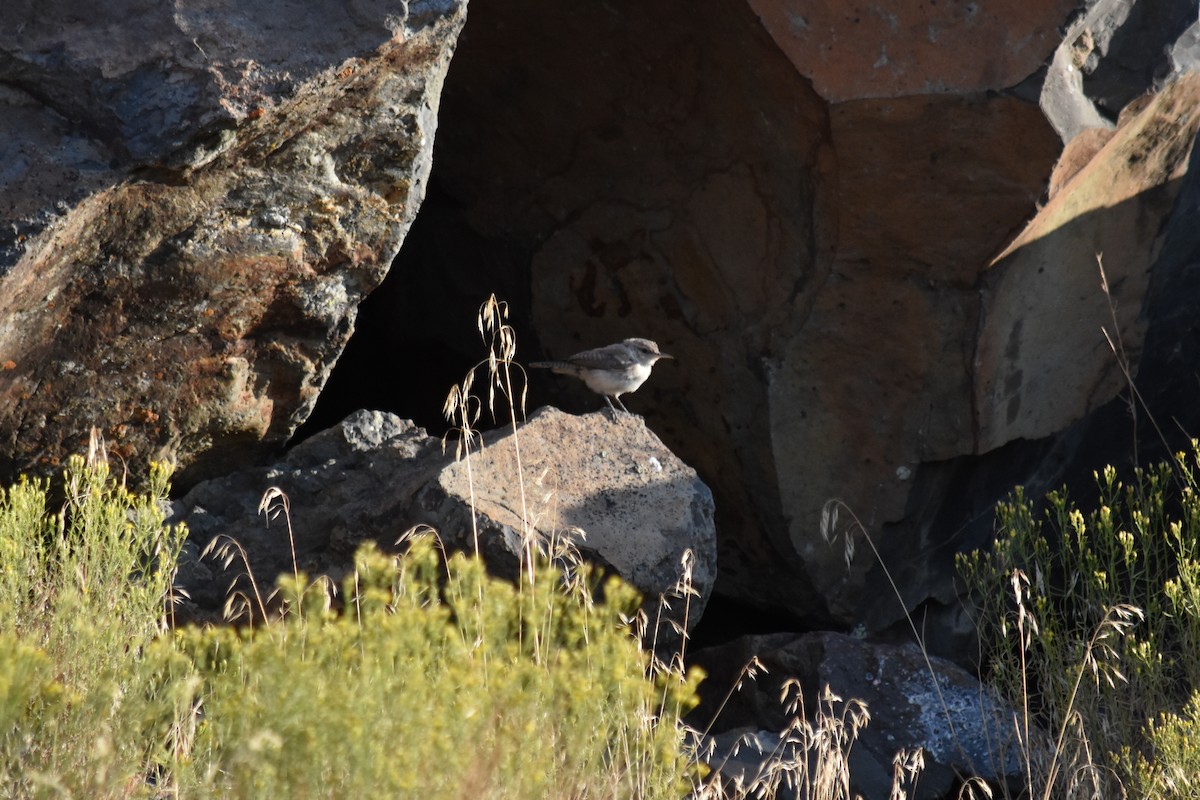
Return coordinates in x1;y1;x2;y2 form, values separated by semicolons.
569;343;635;370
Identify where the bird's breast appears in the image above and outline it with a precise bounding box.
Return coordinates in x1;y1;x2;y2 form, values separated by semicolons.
579;363;652;396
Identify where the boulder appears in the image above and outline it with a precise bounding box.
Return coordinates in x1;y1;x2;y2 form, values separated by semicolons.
173;408;717;629
173;410;445;611
976;74;1200;454
746;0;1077;101
0;0;466;487
692;632;1022;800
421;406;718;626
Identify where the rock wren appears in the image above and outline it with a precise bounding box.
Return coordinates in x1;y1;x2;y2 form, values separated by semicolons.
531;338;672;417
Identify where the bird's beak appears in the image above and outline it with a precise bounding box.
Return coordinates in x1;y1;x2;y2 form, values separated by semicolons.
660;352;674;360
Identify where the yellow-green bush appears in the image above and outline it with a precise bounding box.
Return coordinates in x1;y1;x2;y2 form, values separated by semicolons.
0;456;186;797
171;538;702;799
0;458;703;799
1124;692;1200;798
959;445;1200;799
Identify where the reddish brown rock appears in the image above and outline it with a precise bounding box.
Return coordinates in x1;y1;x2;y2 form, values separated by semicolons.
768;93;1060;616
747;0;1078;101
432;0;1064;625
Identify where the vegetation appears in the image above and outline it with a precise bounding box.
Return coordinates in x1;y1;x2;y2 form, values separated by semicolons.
0;449;186;797
177;536;706;798
0;296;921;799
0;452;708;798
35;292;1200;797
959;445;1200;799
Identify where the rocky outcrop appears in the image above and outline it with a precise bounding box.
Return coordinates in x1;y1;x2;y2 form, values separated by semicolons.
394;0;1200;645
0;0;465;487
421;0;1068;629
9;0;1200;714
173;408;717;629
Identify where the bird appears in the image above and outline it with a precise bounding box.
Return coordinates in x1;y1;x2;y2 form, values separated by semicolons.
531;338;673;418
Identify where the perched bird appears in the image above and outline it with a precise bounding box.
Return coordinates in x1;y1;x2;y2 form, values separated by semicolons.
531;338;673;418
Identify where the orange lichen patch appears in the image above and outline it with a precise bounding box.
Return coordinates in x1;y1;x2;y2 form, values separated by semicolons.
1;360;15;370
132;407;160;424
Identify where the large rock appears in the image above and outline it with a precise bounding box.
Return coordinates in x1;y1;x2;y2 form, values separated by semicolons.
401;0;1200;644
859;74;1200;644
691;632;1022;800
173;408;717;628
976;75;1200;453
0;0;465;487
422;406;718;624
172;410;445;611
770;93;1060;619
747;0;1077;101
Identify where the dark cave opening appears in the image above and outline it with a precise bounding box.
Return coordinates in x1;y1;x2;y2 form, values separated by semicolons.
293;179;537;442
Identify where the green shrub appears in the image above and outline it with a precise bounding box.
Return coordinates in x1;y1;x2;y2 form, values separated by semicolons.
0;455;704;799
1123;691;1200;798
169;537;703;799
959;445;1200;799
0;454;187;797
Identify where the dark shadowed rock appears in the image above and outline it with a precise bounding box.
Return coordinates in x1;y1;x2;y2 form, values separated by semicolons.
173;407;716;628
692;632;1022;800
172;410;448;610
0;0;466;488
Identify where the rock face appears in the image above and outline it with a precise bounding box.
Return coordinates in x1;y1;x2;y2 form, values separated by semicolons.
977;76;1200;453
403;0;1200;644
0;0;465;486
748;0;1079;101
425;0;1065;629
173;408;718;629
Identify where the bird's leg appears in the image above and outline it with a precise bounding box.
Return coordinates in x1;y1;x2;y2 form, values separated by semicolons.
613;395;630;414
602;395;620;422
